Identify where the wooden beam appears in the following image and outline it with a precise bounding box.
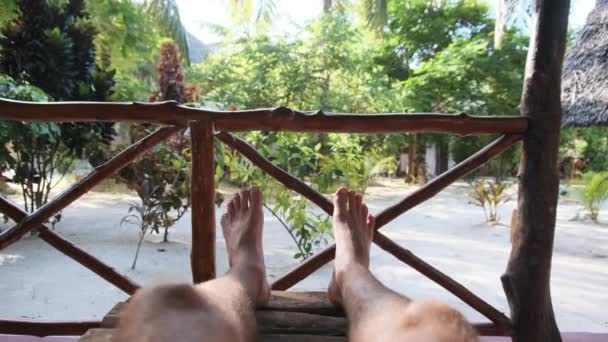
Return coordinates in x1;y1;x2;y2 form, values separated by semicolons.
0;126;181;251
373;231;511;328
190;119;216;283
272;135;522;290
212;109;528;135
216;132;333;214
0;319;101;337
502;1;570;341
0;98;528;134
474;323;513;337
0;98;186;124
0;196;139;295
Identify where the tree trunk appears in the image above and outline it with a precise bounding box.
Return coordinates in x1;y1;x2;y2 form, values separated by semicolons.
435;140;449;176
406;135;417;183
416;139;426;185
501;1;570;341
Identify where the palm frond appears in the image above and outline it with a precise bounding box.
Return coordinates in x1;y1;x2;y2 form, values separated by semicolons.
145;0;190;65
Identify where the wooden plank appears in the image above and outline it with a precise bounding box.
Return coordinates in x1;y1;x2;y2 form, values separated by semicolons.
0;126;181;251
373;231;511;328
99;291;342;330
0;98;528;135
81;292;505;339
272;134;522;291
79;328;114;342
261;291;344;316
76;325;505;341
0;196;139;295
0;320;100;337
256;311;347;336
189;119;216;283
78;329;348;342
502;1;570;341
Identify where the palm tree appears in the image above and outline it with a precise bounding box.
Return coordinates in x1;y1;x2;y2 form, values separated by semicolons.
323;0;350;13
227;0;276;29
145;0;190;64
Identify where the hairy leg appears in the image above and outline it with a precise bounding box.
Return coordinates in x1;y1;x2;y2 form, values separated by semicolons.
328;188;478;342
114;187;270;342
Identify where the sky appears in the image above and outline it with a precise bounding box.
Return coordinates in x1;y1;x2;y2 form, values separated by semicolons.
176;0;597;44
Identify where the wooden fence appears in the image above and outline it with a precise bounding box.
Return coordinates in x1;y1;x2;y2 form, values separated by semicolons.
0;98;525;336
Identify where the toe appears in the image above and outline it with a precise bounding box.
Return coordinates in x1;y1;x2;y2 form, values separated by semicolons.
250;186;263;209
221;213;230;228
334;188;348;216
232;193;241;212
348;191;357;215
228;201;236;217
361;203;369;222
240;188;251;211
355;193;362;216
367;214;376;236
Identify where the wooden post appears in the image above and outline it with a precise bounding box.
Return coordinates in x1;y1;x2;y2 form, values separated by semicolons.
501;1;570;341
190;119;216;283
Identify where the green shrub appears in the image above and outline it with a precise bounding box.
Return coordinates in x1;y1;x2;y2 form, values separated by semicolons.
468;179;510;224
577;172;608;222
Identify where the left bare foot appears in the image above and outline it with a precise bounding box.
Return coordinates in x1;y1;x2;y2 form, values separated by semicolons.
328;188;375;305
221;186;270;305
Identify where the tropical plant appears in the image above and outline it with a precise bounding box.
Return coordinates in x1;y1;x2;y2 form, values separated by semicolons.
468;179;510;224
150;41;200;103
318;134;396;193
118;126;190;243
0;0;17;26
217;141;333;260
577;172;608;223
0;76;115;219
144;0;189;64
118;42;195;243
120;190;162;270
0;0;117;217
361;0;529;47
87;0;162;93
0;0;116;101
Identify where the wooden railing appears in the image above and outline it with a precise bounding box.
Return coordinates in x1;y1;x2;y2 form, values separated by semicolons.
0;98;525;336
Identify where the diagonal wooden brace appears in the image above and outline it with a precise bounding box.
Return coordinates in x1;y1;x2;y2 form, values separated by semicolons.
0;126;182;250
0;196;139;294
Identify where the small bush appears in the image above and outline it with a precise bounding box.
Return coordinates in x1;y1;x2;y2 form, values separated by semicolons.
468;179;510;224
577;172;608;222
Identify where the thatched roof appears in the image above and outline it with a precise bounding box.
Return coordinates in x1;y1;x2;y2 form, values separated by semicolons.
562;0;608;127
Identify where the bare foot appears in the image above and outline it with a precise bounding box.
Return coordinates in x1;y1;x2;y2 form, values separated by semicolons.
328;188;375;305
221;186;270;305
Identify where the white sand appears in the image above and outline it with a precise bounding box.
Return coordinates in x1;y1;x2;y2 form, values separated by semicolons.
1;180;606;332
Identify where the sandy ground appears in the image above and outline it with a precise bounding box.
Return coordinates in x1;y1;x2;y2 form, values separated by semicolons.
0;180;606;332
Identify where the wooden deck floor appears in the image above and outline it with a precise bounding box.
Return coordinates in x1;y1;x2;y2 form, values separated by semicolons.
75;291;607;342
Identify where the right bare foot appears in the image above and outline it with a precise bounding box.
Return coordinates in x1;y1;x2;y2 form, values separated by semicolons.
221;186;270;305
328;188;375;305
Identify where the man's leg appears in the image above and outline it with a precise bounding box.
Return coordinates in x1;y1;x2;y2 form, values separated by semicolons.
114;187;270;342
328;188;478;342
